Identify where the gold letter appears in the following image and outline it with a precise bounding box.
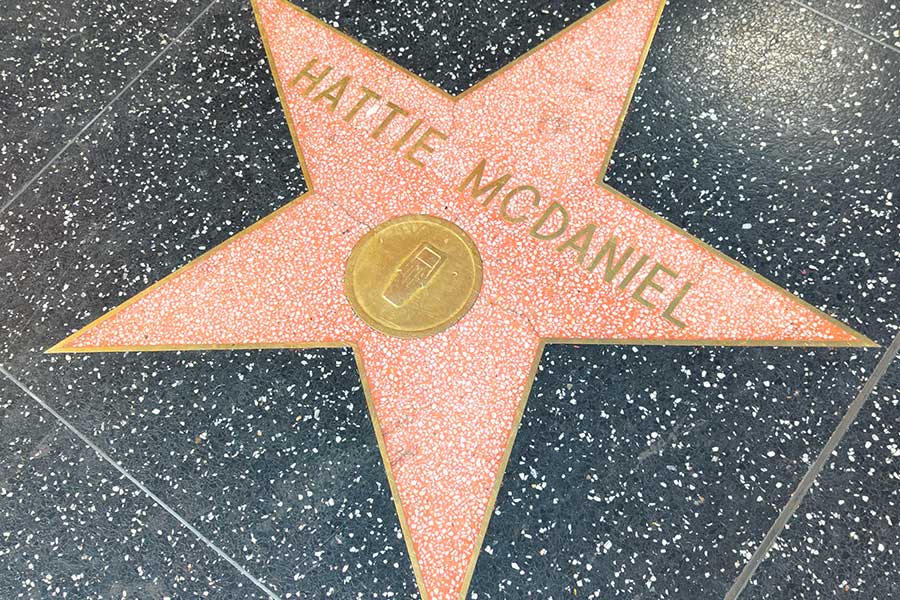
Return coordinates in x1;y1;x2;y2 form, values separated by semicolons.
588;235;635;282
617;254;649;290
288;57;332;97
499;186;540;223
458;159;512;207
404;127;448;167
344;86;381;123
392;119;423;152
312;75;349;111
529;202;569;241
662;282;691;328
371;101;409;140
556;223;596;266
632;263;678;310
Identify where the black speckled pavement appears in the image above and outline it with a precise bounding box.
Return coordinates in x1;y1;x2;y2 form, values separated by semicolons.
1;0;897;599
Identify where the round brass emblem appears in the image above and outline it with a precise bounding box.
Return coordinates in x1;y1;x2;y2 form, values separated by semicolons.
345;214;483;338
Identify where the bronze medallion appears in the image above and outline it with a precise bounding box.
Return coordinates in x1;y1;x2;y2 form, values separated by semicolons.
345;214;483;338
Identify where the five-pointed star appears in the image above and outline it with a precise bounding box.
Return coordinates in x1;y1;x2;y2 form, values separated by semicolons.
50;0;874;598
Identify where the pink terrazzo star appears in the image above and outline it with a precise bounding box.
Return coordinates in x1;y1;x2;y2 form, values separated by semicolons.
51;0;874;598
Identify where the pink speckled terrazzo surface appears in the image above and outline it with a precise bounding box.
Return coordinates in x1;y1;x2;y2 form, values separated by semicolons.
54;0;869;598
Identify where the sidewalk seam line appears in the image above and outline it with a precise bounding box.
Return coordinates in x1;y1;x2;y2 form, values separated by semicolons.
0;0;221;215
790;0;900;55
0;364;282;600
724;331;900;600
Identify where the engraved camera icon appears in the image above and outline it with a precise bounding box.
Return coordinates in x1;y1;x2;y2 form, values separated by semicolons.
383;243;446;307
